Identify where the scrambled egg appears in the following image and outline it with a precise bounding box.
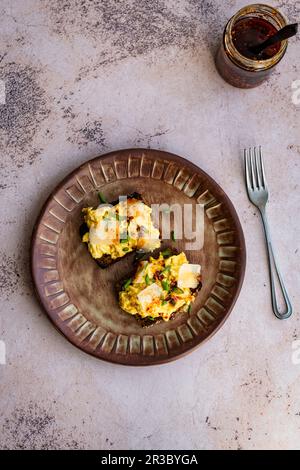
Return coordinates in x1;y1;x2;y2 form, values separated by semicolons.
82;197;160;260
119;252;201;322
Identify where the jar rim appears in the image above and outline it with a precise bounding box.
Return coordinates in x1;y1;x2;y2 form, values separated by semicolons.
224;3;288;72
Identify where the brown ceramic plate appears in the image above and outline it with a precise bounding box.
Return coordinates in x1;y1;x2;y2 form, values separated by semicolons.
31;149;246;365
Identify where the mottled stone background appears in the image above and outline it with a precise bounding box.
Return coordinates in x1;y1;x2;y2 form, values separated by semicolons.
0;0;300;450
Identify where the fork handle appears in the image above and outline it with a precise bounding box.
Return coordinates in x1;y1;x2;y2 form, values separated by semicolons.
260;208;292;319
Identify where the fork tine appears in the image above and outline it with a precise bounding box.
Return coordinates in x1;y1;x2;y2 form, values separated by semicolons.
254;146;262;188
250;147;257;188
244;148;252;190
259;146;267;189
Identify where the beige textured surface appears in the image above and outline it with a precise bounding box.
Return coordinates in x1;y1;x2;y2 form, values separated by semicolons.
0;0;299;450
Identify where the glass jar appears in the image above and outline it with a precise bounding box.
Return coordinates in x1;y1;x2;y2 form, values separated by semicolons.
215;4;288;88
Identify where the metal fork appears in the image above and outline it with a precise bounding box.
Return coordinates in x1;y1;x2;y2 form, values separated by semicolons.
244;146;292;319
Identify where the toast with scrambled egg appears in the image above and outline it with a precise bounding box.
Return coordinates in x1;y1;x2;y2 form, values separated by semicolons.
80;192;160;268
119;249;202;327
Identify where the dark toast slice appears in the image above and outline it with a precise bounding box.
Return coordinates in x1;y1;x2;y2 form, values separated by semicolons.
80;192;148;269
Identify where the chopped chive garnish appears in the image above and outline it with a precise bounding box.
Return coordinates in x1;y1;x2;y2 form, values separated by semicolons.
134;251;147;262
147;316;156;321
145;274;151;285
98;192;107;203
116;213;127;221
162;265;171;274
188;304;192;314
173;287;184;294
161;248;172;258
171;230;176;241
161;300;168;306
123;278;132;290
162;280;170;292
123;247;129;252
120;234;128;243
